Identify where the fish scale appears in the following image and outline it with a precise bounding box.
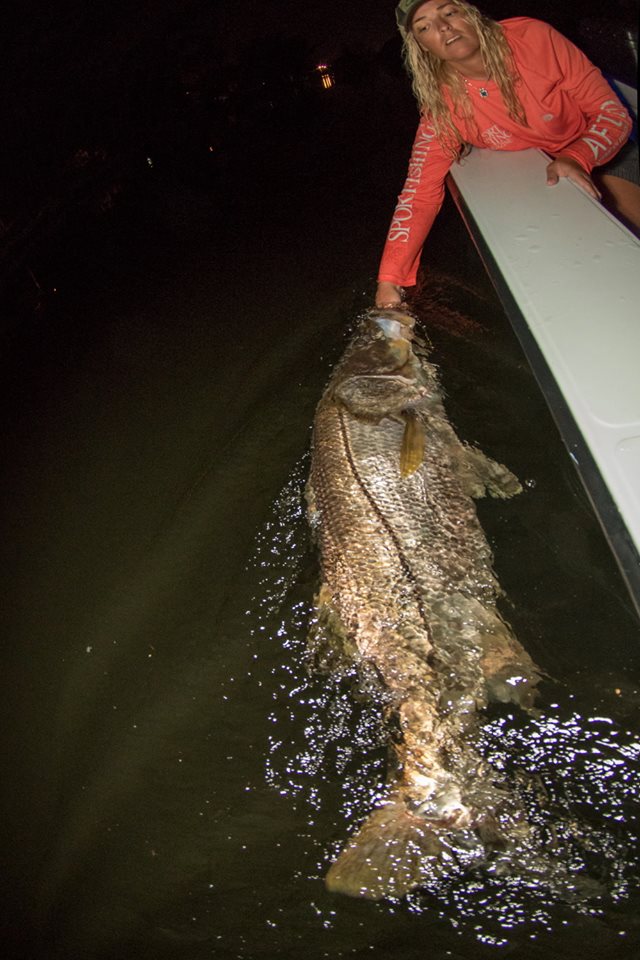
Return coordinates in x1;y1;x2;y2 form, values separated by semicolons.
307;308;541;899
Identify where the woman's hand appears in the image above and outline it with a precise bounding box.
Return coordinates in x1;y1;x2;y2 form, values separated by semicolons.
546;155;602;201
375;281;404;308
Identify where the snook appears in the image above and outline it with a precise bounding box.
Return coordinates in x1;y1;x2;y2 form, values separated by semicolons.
306;308;540;900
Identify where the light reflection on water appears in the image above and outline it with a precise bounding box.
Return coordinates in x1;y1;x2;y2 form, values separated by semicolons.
247;406;640;949
7;254;638;957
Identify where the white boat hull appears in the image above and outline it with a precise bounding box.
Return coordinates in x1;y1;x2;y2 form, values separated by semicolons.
447;141;640;614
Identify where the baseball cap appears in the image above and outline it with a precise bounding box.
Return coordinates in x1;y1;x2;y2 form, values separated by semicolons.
395;0;427;31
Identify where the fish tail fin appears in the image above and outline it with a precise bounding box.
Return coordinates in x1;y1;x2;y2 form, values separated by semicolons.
325;799;442;900
400;412;426;477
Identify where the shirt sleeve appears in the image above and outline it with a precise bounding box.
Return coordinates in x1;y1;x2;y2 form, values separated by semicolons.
543;24;632;172
377;117;454;287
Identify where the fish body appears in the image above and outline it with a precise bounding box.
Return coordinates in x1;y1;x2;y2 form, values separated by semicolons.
306;308;540;899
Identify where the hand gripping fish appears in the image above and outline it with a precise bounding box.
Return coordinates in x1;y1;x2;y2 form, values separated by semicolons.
306;308;541;900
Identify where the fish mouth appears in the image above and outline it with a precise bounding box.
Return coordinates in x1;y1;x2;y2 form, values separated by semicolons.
371;308;415;341
374;317;411;341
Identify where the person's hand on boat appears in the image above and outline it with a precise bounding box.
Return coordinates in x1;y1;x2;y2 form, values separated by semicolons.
546;155;602;201
376;281;404;308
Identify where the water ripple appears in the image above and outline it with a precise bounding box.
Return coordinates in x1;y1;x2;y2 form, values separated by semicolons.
247;461;640;946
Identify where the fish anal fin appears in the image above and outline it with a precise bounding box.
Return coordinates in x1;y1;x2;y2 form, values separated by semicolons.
400;412;426;477
325;799;442;900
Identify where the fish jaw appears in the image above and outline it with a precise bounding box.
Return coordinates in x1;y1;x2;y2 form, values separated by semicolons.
370;307;416;342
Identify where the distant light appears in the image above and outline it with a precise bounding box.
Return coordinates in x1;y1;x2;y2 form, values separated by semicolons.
316;64;334;90
146;157;154;167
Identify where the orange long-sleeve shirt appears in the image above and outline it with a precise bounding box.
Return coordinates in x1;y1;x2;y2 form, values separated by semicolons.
378;17;633;287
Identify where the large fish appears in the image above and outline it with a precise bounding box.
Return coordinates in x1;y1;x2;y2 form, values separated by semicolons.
306;307;541;900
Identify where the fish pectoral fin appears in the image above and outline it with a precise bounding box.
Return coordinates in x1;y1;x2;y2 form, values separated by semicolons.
462;444;522;499
400;411;425;477
325;798;442;900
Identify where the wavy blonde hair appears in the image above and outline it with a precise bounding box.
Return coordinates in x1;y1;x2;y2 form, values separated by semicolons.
402;1;528;158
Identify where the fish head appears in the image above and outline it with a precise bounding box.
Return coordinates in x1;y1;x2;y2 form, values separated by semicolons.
334;374;426;420
330;308;427;418
364;308;422;375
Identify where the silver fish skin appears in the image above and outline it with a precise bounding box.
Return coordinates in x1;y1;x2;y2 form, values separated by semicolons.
306;308;540;900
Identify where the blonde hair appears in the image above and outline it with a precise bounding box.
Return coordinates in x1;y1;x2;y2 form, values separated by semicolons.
402;1;528;158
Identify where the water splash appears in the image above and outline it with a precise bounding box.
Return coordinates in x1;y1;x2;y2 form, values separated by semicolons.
246;460;640;945
401;709;640;943
244;457;390;820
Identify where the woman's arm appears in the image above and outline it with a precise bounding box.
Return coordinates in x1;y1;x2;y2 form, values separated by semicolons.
376;116;454;303
544;23;632;174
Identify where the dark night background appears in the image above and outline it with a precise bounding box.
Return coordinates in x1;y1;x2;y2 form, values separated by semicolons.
2;3;640;959
1;0;637;317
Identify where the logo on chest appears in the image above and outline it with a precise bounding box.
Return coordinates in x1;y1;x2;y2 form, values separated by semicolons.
481;125;513;148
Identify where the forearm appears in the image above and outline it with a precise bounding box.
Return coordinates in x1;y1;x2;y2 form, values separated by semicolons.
556;95;632;173
377;116;451;287
377;199;442;287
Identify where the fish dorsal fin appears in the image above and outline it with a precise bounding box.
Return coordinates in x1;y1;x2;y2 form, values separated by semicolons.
400;410;425;477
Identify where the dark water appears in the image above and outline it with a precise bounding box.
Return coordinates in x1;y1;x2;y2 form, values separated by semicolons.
2;84;640;960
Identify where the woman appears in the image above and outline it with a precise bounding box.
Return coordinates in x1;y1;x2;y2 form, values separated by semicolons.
376;1;639;308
